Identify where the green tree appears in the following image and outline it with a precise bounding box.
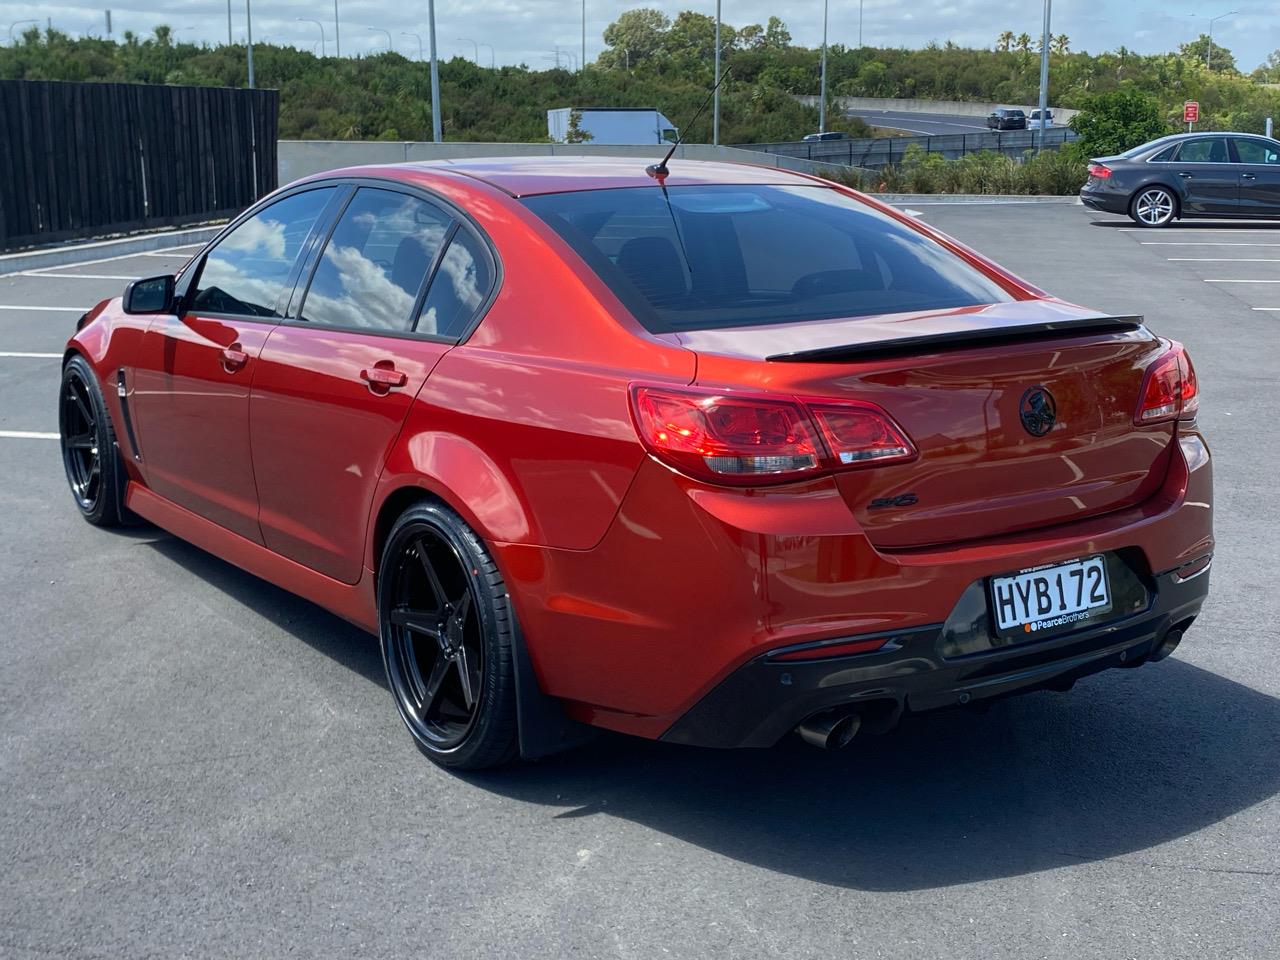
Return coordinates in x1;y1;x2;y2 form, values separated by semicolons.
1052;34;1070;55
996;31;1014;53
1015;33;1032;54
564;108;594;143
599;8;670;70
1180;34;1236;73
762;17;791;51
1069;88;1170;156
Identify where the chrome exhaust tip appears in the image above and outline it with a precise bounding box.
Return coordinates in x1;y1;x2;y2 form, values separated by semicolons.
796;711;861;750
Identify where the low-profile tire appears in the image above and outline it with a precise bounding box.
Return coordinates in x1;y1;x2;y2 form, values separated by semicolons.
378;501;519;770
1129;186;1177;227
59;355;130;526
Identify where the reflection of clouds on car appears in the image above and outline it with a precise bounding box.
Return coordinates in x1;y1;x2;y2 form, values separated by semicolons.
420;231;490;337
221;214;288;258
301;189;451;333
303;243;421;330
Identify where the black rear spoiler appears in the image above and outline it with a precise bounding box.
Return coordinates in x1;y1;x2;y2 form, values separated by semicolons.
766;315;1145;363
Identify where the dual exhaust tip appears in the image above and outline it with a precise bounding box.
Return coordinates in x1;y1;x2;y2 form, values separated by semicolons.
796;711;862;750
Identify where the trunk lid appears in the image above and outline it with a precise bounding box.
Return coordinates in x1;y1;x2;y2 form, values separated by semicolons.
681;301;1175;549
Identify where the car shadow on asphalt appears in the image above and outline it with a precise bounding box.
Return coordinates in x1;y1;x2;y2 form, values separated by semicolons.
145;534;388;689
1089;218;1280;230
143;532;1280;893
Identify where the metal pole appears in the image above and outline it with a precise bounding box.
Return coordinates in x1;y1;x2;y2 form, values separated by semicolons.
1268;117;1274;139
245;0;255;87
333;0;340;57
479;42;495;68
297;18;326;57
226;1;232;45
1036;0;1050;152
369;26;393;51
457;37;478;62
9;18;38;43
428;0;442;142
859;0;863;48
402;32;423;61
713;0;721;145
581;0;586;72
1206;12;1237;69
819;0;829;134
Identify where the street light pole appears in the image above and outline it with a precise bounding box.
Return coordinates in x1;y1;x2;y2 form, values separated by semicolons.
1206;11;1238;70
581;0;586;72
819;0;829;134
368;26;393;52
456;37;478;62
402;31;423;61
245;0;255;88
859;0;864;48
297;17;326;57
226;1;232;45
8;18;39;44
713;0;721;145
1036;0;1051;151
428;0;442;142
333;0;340;56
479;42;495;68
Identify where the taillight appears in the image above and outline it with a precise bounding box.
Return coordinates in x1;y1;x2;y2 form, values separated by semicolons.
1135;342;1199;424
1087;163;1112;179
629;385;916;486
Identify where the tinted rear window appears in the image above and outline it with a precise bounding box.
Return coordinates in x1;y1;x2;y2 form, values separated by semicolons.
523;185;1011;333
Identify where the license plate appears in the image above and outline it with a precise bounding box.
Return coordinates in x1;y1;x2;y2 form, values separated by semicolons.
990;555;1111;636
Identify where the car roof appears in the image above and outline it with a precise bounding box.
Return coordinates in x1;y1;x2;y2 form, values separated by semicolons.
327;156;813;198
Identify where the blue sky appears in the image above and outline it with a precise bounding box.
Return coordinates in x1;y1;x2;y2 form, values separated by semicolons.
1;1;1275;71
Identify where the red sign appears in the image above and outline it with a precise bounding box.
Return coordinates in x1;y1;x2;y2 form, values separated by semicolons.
1184;101;1200;123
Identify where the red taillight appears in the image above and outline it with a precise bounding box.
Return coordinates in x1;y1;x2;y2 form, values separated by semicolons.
1135;342;1199;424
1088;163;1112;179
629;385;916;486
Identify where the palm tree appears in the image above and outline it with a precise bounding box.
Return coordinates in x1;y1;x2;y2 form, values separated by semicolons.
1015;33;1033;54
1052;34;1070;54
996;31;1014;53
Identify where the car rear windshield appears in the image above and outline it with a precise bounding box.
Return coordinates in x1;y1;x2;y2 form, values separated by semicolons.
522;185;1012;333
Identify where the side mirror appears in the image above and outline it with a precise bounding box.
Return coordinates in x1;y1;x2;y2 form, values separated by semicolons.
123;274;176;315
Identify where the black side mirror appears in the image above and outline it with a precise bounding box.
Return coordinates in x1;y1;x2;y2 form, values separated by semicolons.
122;274;176;315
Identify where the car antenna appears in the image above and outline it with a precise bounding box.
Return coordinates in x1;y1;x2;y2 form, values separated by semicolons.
645;66;733;279
646;65;732;184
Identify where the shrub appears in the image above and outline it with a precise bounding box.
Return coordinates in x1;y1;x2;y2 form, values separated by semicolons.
1069;88;1171;157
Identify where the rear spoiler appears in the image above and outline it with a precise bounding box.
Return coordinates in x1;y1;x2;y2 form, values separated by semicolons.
767;315;1145;363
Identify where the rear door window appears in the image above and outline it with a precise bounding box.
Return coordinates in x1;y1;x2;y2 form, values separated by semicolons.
523;184;1010;333
1176;138;1230;164
299;187;452;333
1233;138;1280;165
418;228;495;338
191;188;334;318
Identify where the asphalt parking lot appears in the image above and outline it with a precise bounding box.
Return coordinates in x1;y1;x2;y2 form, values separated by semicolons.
2;203;1278;960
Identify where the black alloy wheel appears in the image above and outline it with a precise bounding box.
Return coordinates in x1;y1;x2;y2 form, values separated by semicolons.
59;356;128;526
379;502;518;769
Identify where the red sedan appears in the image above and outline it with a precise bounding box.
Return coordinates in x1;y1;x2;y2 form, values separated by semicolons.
59;158;1213;768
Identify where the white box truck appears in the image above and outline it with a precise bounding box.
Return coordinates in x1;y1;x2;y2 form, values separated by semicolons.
546;107;680;145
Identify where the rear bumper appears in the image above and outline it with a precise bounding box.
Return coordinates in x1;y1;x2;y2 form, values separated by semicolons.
661;559;1210;748
1080;186;1129;215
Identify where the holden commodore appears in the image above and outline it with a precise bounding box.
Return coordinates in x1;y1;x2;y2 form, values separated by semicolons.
59;157;1213;768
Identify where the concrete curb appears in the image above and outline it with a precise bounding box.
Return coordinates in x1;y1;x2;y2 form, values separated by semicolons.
0;225;225;276
870;194;1082;205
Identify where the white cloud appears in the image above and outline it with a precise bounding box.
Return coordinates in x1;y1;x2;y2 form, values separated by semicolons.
2;1;1276;72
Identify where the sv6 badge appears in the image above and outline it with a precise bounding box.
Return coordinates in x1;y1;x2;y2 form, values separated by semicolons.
868;492;919;510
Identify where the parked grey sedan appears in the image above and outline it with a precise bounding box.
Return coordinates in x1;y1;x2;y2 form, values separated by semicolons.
1080;132;1280;227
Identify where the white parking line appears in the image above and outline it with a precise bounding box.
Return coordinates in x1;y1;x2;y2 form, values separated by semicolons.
1252;307;1280;311
139;250;199;258
0;305;90;311
0;351;61;358
0;430;58;440
1203;279;1280;283
10;244;199;275
17;272;137;280
1141;241;1280;246
1167;258;1280;262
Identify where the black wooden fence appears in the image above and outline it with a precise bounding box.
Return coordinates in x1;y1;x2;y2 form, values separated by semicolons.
735;127;1079;170
0;80;278;252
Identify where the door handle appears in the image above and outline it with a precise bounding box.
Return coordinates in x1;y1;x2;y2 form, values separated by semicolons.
1178;172;1193;178
1242;173;1257;180
360;364;408;393
220;343;249;371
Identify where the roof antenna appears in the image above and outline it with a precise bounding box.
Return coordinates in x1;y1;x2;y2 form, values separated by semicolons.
646;66;733;184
